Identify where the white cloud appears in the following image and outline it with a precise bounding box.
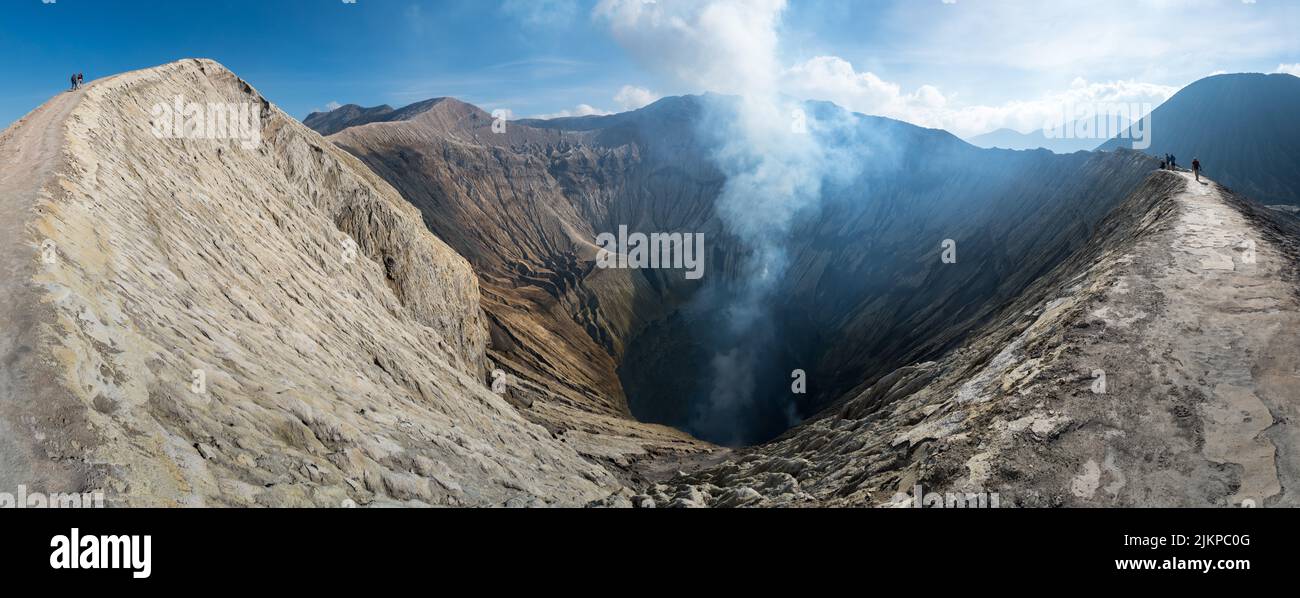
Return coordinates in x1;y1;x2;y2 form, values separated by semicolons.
950;83;1174;139
1277;63;1300;76
592;1;1178;138
325;101;342;112
527;84;663;120
784;56;945;118
531;103;612;120
784;56;1176;137
613;85;660;111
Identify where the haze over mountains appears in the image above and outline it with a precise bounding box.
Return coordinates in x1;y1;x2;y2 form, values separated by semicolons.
4;59;1300;507
968;116;1135;154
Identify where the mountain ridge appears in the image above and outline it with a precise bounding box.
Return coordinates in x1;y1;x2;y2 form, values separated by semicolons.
968;118;1134;154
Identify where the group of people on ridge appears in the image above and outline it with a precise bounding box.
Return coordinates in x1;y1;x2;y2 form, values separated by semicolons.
69;72;84;90
1160;153;1203;182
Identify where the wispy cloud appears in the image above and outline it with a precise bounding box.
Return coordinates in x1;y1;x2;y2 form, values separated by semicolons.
886;0;1299;77
499;0;580;27
529;103;611;119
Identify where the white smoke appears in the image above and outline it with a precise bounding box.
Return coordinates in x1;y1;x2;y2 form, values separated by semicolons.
595;0;785;97
595;0;862;444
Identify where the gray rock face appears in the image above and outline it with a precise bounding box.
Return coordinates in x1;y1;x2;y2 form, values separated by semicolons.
0;59;617;506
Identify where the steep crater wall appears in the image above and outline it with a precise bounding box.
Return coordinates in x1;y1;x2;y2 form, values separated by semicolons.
321;96;1158;448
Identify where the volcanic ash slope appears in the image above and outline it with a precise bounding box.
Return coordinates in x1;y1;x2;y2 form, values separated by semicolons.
654;171;1300;507
0;59;617;507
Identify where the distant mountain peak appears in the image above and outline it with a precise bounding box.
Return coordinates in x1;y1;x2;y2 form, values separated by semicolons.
304;96;503;137
968;115;1135;154
302;103;395;136
1098;71;1300;205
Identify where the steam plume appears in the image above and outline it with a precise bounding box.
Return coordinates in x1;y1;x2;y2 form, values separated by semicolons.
597;0;862;444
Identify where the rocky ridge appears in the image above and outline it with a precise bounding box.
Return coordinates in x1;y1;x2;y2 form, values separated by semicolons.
0;59;617;506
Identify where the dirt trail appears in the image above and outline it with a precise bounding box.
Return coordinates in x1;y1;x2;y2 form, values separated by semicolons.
0;88;88;492
1044;170;1300;506
1154;172;1300;505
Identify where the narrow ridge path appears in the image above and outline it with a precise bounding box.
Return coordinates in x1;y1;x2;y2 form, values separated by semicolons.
1163;172;1300;505
0;87;89;491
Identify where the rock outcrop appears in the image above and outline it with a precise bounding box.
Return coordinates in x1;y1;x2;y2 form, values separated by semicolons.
0;59;617;506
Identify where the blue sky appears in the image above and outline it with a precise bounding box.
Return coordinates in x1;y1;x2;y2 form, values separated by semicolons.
3;0;1298;137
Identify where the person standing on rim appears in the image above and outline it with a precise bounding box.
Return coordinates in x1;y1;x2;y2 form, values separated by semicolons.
70;73;78;91
1193;157;1202;182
